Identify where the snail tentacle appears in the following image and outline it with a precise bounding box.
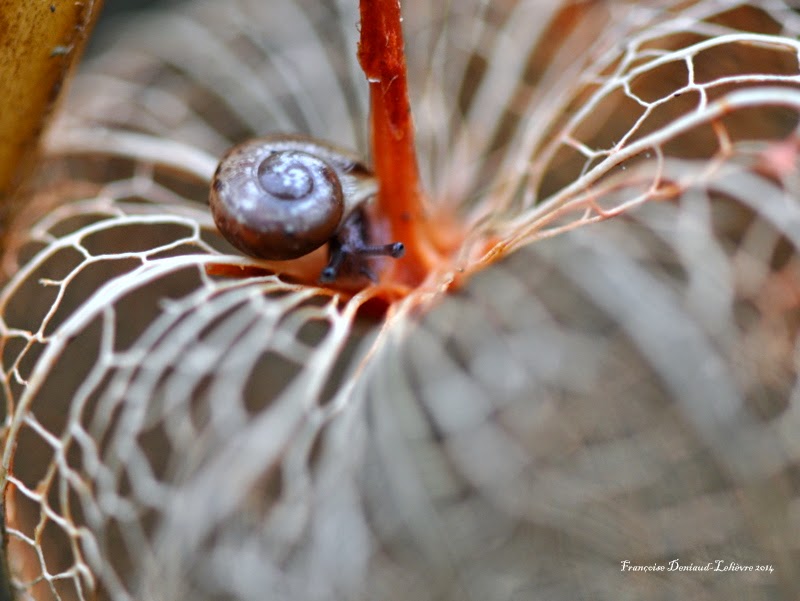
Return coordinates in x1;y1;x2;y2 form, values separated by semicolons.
320;207;406;283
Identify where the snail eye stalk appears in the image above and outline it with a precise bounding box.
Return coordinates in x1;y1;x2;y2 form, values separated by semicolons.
320;208;406;283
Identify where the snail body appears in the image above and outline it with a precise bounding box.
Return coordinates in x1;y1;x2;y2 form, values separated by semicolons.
209;134;403;281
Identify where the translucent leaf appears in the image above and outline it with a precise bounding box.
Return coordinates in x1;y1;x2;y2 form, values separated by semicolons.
2;1;800;600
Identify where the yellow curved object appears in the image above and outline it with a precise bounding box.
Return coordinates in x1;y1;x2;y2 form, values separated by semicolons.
0;0;104;199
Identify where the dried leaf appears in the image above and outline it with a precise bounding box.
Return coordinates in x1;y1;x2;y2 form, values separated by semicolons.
2;1;800;600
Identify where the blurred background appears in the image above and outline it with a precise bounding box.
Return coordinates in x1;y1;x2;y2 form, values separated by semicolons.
2;1;800;601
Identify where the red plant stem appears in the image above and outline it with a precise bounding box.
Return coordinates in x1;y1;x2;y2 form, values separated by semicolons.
358;0;436;286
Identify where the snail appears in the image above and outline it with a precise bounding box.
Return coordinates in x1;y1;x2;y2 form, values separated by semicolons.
209;134;404;283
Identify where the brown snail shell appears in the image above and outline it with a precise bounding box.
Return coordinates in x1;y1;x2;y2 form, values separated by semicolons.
209;134;376;260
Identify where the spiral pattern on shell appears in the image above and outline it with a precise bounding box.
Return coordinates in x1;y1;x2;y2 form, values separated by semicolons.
210;135;353;260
